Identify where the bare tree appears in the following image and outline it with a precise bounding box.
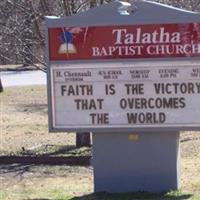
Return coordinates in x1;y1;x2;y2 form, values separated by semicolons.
1;0;198;66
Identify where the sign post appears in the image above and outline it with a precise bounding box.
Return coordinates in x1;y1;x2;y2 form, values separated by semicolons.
46;0;200;192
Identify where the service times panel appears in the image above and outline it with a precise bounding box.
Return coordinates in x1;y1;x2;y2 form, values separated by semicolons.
50;61;200;131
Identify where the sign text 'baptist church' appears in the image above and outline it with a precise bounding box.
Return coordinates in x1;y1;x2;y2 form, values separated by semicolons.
49;23;200;60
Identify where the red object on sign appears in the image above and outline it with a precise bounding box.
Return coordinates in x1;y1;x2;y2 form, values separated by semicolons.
48;23;200;61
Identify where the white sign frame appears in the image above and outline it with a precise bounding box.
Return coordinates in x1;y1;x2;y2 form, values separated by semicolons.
48;60;200;132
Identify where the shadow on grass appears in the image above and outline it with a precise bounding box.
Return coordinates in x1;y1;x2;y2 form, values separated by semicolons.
0;163;33;175
19;192;193;200
70;192;193;200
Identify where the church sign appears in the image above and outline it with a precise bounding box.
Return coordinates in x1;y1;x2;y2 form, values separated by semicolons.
46;19;200;132
46;0;200;193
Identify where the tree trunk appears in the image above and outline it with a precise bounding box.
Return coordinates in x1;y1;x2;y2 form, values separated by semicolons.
76;132;91;148
0;78;3;92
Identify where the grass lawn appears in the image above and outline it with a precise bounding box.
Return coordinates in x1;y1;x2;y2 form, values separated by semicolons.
0;85;200;200
0;85;78;156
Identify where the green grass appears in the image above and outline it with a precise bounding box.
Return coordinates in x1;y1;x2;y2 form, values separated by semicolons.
0;188;71;200
0;189;199;200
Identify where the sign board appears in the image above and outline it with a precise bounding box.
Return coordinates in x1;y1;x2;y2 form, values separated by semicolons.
51;61;200;131
49;23;200;61
46;1;200;132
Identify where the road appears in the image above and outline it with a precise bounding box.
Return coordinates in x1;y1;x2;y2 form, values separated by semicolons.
1;70;46;87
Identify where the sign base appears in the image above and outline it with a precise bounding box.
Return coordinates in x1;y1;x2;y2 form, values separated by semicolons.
92;132;180;193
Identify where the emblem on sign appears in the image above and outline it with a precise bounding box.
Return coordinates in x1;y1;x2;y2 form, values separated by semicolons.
58;28;83;54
